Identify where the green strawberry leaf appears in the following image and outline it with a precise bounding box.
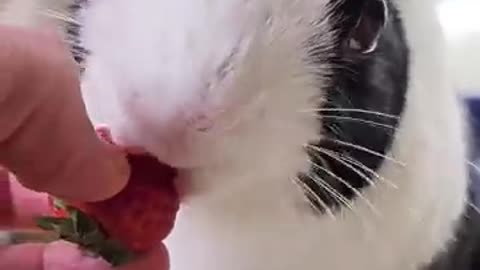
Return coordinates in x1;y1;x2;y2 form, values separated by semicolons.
97;239;136;267
75;208;101;234
70;209;79;234
81;229;106;246
36;217;66;231
36;217;75;236
58;219;76;237
36;201;136;267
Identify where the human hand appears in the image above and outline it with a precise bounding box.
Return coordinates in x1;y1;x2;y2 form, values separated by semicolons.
0;172;169;270
0;25;169;269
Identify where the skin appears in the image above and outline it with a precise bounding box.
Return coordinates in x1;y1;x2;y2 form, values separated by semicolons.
0;25;169;270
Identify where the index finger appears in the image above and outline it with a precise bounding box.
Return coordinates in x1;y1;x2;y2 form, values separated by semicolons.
43;242;169;270
0;170;50;229
0;243;45;270
0;26;129;202
0;175;170;270
0;241;169;270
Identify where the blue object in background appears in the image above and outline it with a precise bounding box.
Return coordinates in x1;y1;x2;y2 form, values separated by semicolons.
466;97;480;142
465;96;480;207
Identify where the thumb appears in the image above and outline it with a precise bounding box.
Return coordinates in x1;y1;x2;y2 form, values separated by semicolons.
0;26;129;201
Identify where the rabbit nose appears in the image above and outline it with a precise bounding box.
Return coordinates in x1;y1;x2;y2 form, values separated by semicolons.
187;113;215;132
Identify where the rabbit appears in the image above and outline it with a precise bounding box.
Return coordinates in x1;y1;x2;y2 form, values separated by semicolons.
1;0;478;269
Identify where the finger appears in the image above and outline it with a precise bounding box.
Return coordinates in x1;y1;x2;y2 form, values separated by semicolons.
0;175;50;229
0;243;44;270
0;235;169;270
43;241;169;270
43;241;111;270
0;242;109;270
0;25;129;202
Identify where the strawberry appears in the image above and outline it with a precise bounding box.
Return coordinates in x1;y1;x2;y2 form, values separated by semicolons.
36;128;180;267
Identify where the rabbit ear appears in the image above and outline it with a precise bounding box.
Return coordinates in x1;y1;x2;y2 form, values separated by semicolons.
347;0;388;54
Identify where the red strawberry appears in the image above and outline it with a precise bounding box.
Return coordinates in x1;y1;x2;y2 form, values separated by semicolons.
75;153;179;251
37;128;180;266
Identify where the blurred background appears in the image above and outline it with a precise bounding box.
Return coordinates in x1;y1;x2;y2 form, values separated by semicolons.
435;0;480;97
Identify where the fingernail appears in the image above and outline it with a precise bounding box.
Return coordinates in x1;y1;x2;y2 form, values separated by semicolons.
95;126;130;191
82;152;130;203
110;152;130;188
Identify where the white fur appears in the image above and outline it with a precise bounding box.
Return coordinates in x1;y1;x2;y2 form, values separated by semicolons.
0;0;469;269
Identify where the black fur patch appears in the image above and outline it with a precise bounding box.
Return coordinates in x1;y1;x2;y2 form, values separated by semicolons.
301;0;409;211
66;0;89;69
425;203;480;270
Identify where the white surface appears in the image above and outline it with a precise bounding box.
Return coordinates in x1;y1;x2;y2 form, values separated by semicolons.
437;0;480;40
435;0;480;95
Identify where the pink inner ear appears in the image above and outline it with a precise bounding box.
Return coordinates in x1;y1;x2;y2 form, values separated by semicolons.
348;0;387;54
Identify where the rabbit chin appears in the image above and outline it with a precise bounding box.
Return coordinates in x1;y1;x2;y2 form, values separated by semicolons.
164;77;468;270
164;3;468;270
